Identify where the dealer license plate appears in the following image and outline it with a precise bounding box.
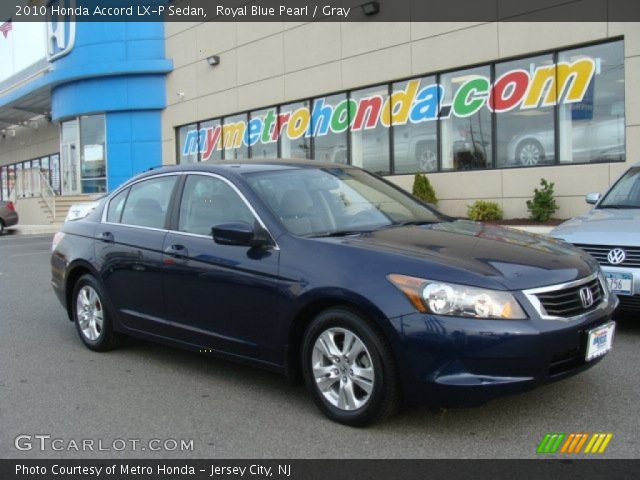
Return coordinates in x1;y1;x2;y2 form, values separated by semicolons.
585;322;615;362
605;272;633;295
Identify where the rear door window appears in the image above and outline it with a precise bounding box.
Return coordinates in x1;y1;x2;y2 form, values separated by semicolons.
120;176;177;229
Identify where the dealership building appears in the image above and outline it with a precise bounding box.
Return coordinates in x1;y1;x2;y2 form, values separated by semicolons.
0;16;638;224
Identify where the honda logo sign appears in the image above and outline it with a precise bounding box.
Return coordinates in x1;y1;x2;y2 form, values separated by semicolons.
46;0;76;61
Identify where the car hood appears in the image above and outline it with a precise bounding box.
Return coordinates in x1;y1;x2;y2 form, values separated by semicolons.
550;208;640;246
330;220;595;291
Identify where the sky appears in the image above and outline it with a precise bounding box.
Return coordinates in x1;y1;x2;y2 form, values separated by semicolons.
0;22;46;84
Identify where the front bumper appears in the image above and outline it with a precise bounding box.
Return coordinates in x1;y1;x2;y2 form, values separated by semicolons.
601;265;640;311
391;295;618;406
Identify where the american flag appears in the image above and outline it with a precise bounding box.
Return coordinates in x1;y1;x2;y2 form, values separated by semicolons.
0;20;12;39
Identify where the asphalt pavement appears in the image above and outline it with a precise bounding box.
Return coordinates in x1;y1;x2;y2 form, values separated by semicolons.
1;232;639;459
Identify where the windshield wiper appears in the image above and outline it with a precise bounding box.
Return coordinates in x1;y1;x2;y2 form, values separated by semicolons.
308;229;373;238
389;220;438;227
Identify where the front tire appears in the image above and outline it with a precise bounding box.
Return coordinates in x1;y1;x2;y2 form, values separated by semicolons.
0;219;5;235
72;274;124;351
301;308;400;426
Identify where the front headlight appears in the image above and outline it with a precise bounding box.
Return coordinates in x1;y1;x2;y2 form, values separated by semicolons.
387;274;527;320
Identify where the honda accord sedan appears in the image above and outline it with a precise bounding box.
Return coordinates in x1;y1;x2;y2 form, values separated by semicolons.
51;160;617;426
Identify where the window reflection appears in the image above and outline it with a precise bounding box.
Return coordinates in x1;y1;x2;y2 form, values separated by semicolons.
440;66;493;170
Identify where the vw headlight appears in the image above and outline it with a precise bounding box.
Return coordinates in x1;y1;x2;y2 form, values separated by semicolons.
387;274;526;319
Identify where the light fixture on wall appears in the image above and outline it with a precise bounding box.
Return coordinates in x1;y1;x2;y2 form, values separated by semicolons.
206;55;220;66
361;1;380;16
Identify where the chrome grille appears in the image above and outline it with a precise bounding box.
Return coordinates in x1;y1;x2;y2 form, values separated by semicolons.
574;244;640;268
524;275;605;320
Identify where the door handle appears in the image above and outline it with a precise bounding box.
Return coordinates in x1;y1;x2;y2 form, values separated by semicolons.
164;244;189;259
97;231;114;243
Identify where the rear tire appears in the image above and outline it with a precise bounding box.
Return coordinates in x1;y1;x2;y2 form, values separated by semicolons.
72;274;125;351
0;219;5;235
301;307;400;426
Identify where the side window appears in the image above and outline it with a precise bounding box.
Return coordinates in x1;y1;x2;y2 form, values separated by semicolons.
106;188;129;223
120;176;177;229
178;175;255;235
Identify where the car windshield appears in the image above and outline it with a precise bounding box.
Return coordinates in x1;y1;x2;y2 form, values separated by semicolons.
244;167;445;237
598;166;640;209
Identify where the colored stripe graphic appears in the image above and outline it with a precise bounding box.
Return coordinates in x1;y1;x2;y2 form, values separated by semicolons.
584;433;613;454
538;433;613;454
537;433;565;454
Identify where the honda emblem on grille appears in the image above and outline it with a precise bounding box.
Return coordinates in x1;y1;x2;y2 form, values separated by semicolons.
607;248;626;265
579;287;594;308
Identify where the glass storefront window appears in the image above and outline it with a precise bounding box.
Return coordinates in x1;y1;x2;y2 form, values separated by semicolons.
312;93;349;165
80;115;106;193
199;119;222;162
22;160;32;197
15;163;23;198
440;66;493;171
61;119;80;195
31;158;41;196
40;156;50;186
351;85;390;174
175;40;625;176
393;76;438;174
178;123;199;164
50;154;61;195
0;166;7;200
558;41;625;164
249;108;278;159
7;164;15;198
495;55;555;168
222;113;248;160
279;101;311;159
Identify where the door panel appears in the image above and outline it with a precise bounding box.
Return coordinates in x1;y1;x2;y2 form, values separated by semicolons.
162;232;281;359
95;175;178;333
161;173;283;361
95;224;168;331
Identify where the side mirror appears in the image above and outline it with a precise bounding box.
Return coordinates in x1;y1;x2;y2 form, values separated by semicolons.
212;221;272;248
585;192;601;205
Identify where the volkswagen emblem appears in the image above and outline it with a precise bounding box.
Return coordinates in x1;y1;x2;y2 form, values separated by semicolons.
579;287;594;309
607;248;626;265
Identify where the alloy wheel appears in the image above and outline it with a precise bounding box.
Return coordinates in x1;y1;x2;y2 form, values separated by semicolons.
76;285;104;341
311;327;375;411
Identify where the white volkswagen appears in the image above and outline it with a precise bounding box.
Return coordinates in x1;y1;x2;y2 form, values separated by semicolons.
551;163;640;311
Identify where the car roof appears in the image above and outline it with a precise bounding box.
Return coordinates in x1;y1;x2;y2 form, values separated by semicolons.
133;158;355;180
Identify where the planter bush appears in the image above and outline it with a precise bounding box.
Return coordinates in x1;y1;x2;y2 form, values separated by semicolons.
527;179;559;222
467;200;503;222
412;174;438;205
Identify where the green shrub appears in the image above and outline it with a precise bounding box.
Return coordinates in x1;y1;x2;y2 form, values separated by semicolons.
467;200;503;222
412;174;438;205
526;178;559;222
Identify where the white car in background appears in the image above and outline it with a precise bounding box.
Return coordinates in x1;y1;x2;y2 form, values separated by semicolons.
65;195;105;222
551;163;640;311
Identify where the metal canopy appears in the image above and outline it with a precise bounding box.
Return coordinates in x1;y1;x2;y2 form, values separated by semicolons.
0;86;52;127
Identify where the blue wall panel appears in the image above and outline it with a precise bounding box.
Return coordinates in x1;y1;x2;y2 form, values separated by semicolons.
107;111;162;192
52;74;166;120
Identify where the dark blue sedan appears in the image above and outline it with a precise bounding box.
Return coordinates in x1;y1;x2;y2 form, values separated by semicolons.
51;160;618;426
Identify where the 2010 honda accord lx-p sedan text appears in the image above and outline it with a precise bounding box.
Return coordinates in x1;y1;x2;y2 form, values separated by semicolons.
51;160;618;426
